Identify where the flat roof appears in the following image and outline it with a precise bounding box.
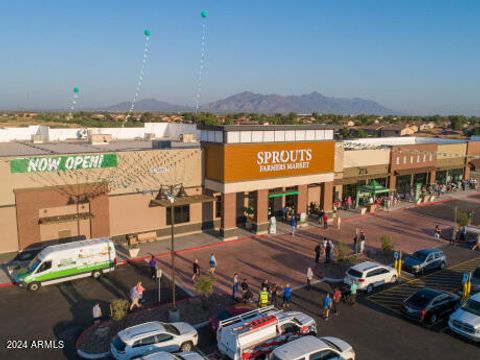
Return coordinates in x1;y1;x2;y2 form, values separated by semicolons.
198;124;338;131
0;139;199;158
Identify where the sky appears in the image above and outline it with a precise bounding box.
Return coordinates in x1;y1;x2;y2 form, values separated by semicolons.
0;0;479;115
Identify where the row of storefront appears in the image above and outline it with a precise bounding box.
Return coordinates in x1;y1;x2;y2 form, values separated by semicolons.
0;124;479;253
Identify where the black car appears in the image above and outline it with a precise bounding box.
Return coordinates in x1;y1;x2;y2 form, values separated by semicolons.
471;267;480;294
402;248;446;275
401;288;459;325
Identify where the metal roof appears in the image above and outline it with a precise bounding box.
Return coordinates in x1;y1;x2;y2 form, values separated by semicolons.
197;124;338;131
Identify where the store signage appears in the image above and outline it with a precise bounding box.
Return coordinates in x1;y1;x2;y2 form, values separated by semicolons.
256;149;312;172
10;153;118;173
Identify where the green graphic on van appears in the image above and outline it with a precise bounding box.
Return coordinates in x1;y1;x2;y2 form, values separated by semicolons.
10;153;118;173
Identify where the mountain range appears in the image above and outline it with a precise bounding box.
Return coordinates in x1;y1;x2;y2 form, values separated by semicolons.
101;91;397;115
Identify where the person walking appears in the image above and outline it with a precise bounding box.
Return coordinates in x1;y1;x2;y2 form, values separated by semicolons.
306;267;314;290
209;253;217;274
332;288;342;315
148;255;158;279
232;273;239;300
258;287;269;308
270;283;278;307
434;225;441;240
359;231;366;254
347;196;352;210
325;240;333;264
129;284;141;311
450;225;458;246
349;281;358;305
282;283;292;308
136;281;145;304
314;243;321;264
192;259;200;281
290;216;296;236
322;293;332;320
323;213;329;229
92;302;103;324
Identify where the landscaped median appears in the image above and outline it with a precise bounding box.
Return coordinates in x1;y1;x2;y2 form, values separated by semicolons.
76;294;235;359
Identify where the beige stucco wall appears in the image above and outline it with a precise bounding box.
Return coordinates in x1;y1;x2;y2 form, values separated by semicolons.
40;220;91;242
0;207;19;253
0;148;202;206
334;143;344;173
343;149;391;168
437;143;467;160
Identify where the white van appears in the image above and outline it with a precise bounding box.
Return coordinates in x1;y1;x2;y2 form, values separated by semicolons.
12;238;116;291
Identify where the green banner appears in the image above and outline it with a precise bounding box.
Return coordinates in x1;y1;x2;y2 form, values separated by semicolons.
10;153;118;173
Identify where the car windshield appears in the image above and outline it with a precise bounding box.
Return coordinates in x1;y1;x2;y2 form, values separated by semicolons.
472;268;480;279
407;292;433;307
27;258;41;273
163;323;180;335
112;335;126;352
461;299;480;316
348;269;363;278
410;252;428;262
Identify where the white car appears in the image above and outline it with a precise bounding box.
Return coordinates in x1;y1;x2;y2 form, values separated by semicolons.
270;335;355;360
111;321;198;360
448;292;480;341
344;261;397;293
138;351;206;360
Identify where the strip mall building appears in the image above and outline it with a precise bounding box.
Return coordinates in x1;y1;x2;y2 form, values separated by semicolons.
0;123;478;253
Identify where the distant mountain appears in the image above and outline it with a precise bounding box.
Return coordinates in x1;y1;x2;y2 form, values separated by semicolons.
99;91;397;115
203;91;397;115
101;98;193;112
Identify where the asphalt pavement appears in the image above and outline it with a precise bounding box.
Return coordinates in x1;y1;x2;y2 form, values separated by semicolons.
0;262;187;360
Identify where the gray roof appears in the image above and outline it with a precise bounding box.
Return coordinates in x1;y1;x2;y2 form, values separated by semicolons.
0;140;199;158
198;124;338;131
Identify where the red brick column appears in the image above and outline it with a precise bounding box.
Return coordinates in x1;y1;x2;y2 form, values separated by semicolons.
321;182;333;212
429;171;436;184
389;175;397;190
221;192;237;239
297;185;308;215
253;189;269;234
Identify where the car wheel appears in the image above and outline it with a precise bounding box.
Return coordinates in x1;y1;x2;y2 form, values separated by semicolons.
180;341;193;352
439;262;445;270
391;275;397;284
92;270;102;279
28;282;40;292
429;313;438;324
366;284;374;294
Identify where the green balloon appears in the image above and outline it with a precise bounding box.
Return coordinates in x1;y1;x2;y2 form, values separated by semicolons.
144;29;152;37
73;87;79;93
200;10;208;18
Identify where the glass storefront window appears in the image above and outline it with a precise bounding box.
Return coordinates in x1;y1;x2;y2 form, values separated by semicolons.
166;205;190;225
413;172;428;186
396;175;411;199
449;168;464;182
436;170;447;185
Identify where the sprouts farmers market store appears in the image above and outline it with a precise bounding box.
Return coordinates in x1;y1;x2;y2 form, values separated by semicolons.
200;125;335;239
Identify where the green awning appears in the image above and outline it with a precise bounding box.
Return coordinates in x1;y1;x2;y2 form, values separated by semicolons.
357;180;390;195
268;191;298;199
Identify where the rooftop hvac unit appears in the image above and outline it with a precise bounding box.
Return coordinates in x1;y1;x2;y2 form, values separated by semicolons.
144;133;156;141
31;134;45;144
89;134;112;145
180;133;197;143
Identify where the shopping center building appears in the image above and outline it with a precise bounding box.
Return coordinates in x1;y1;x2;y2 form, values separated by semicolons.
0;122;479;254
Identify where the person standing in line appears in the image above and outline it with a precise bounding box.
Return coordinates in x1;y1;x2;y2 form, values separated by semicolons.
359;231;366;254
192;259;200;281
258;287;269;308
209;253;217;274
92;302;103;324
290;215;297;236
306;267;314;290
323;213;329;229
434;225;441;239
349;281;358;305
325;240;333;264
322;293;332;320
322;237;328;260
450;225;458;246
282;283;292;308
129;284;141;311
148;255;158;280
270;283;278;307
314;243;321;264
232;273;239;300
332;288;342;315
318;209;325;225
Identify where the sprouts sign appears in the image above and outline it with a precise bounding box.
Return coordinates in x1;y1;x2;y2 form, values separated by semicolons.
10;153;118;173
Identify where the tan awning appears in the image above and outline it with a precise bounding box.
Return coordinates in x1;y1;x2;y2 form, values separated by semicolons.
394;167;435;176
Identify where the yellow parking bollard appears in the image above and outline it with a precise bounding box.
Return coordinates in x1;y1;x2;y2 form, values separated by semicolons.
398;252;402;277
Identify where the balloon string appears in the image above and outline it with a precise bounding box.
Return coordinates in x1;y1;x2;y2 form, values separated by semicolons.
195;22;207;114
124;36;150;127
69;93;79;118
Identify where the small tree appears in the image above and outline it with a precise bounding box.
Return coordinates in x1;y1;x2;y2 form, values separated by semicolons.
335;242;349;262
194;275;217;309
110;299;129;321
457;211;470;227
380;235;394;255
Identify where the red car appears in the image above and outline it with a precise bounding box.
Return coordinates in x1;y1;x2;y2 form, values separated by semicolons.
208;303;256;332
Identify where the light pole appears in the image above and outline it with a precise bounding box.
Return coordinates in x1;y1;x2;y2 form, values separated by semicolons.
149;184;214;321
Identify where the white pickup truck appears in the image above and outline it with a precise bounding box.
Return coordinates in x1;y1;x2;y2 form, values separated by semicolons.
216;306;317;360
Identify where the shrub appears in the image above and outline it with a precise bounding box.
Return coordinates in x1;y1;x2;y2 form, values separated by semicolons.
457;211;470;227
194;275;217;309
335;243;349;262
110;299;129;321
380;235;394;255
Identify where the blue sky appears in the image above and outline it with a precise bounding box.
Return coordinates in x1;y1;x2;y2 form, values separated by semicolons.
1;0;479;114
